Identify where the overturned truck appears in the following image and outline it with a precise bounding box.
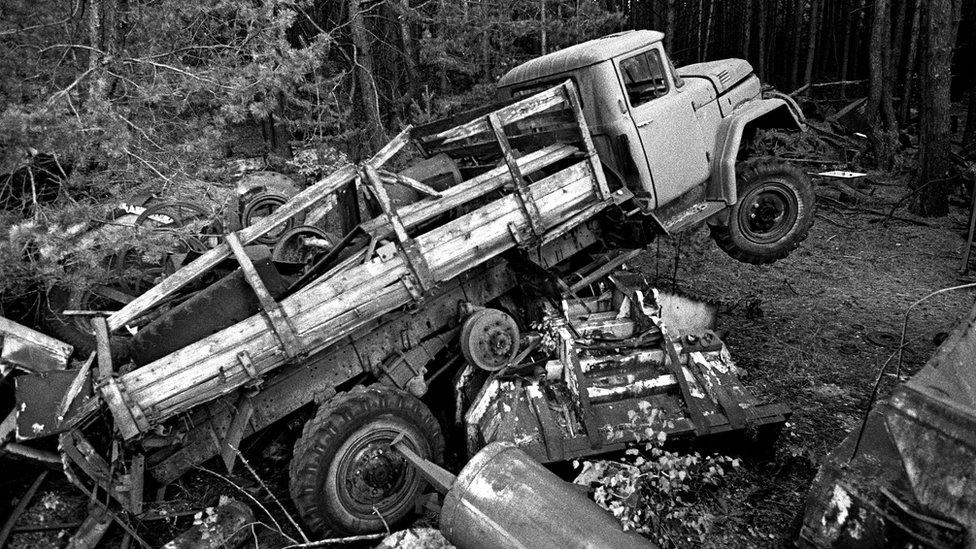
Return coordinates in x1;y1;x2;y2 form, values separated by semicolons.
6;31;808;539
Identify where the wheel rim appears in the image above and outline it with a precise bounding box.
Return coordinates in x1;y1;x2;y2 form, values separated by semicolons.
334;424;420;520
737;181;799;245
242;194;292;245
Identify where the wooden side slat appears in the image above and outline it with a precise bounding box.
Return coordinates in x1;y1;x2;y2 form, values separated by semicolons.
91;317;113;383
360;144;577;238
488;111;544;239
428;85;566;145
225;232;301;358
425;126;581;159
563;80;610;199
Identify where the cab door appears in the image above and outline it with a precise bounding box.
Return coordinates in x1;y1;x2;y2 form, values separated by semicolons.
616;46;709;208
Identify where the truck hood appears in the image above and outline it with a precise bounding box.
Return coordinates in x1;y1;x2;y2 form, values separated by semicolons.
677;59;754;95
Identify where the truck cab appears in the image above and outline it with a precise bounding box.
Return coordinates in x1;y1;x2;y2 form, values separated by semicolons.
497;30;814;265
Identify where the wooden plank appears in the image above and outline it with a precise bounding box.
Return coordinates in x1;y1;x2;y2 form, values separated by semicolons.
363;165;433;296
225;232;302;358
99;377;146;439
106;164;358;332
366;126;412;168
428;85;566;145
379;171;443;198
56;352;95;428
488;111;544;238
688;351;748;430
219;396;253;472
90;317;113;382
568;249;642;293
563;80;610;199
360;144;577;237
413;97;515;139
128;453;145;515
363;166;410;242
426;127;581;159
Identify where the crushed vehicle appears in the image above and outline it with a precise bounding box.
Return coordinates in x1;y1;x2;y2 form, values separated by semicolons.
797;299;976;548
3;30;809;539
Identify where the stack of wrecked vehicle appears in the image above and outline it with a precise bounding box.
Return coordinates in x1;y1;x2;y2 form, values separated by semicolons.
2;30;812;542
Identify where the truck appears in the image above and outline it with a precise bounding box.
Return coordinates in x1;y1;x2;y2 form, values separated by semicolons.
5;30;808;540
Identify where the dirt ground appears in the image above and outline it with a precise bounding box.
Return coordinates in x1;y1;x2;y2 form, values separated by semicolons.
3;173;975;548
637;174;976;548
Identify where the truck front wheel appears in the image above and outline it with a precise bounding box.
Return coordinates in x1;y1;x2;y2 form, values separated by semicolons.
289;385;444;535
709;160;815;265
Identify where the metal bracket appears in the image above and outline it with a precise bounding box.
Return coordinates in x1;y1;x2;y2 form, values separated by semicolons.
236;351;261;387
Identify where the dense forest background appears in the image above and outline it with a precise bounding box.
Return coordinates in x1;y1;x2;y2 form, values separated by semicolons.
1;0;975;305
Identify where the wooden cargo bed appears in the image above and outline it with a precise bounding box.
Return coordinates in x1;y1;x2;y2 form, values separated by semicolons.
94;81;620;441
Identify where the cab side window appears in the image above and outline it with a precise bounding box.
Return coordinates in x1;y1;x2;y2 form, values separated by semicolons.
619;50;669;107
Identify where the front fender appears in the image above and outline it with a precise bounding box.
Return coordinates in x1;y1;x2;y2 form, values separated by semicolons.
708;97;805;207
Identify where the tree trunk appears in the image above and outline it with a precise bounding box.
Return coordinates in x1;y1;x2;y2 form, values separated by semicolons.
791;0;806;90
965;87;976;149
397;0;419;102
666;0;675;52
743;0;753;60
696;0;704;62
87;0;106;100
890;0;908;83
702;0;715;60
913;0;958;216
898;0;921;124
540;0;547;55
803;0;821;87
840;0;853;83
757;0;766;76
438;0;448;93
867;0;898;170
348;0;387;158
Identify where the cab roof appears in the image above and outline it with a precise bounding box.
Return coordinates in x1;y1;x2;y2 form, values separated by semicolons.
497;30;665;89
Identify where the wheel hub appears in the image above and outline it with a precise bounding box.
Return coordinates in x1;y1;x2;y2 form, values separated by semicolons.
738;182;799;245
460;309;521;371
340;434;414;511
748;194;786;233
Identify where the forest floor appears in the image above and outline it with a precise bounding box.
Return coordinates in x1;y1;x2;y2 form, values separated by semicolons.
4;172;976;549
634;173;976;547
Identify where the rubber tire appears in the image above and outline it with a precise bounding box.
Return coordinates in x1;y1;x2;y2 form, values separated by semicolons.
709;159;815;265
40;287;131;363
289;385;444;536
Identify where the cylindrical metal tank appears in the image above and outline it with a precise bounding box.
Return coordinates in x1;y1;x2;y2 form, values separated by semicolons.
440;442;656;549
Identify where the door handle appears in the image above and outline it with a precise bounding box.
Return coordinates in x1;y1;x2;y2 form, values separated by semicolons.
637;120;653;129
